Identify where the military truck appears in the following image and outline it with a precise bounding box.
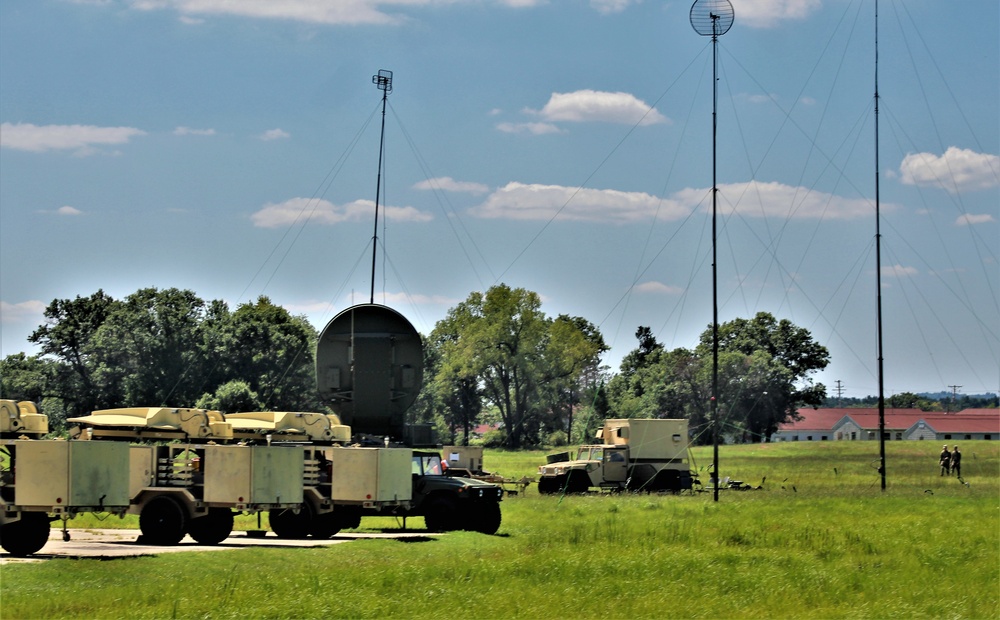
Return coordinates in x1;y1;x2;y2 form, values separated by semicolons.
537;418;694;494
316;304;504;534
1;400;131;556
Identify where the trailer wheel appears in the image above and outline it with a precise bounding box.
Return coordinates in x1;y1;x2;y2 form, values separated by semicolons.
423;498;458;532
469;502;502;535
1;512;50;556
309;513;341;539
337;506;362;530
139;496;188;545
187;508;233;545
270;502;313;539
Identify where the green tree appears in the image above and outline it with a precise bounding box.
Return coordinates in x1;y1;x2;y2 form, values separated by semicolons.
609;313;829;443
17;288;322;415
195;380;264;413
433;284;605;448
697;312;829;442
28;289;119;416
212;296;319;411
89;288;212;407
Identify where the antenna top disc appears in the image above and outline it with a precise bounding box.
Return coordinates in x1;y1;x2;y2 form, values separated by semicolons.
690;0;734;36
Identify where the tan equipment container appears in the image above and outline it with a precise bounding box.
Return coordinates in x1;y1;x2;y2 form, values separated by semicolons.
325;447;412;504
1;400;131;557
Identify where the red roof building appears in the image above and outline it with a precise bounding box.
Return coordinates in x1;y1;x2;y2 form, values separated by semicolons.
772;408;999;442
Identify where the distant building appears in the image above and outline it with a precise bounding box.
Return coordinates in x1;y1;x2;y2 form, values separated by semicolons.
771;408;999;442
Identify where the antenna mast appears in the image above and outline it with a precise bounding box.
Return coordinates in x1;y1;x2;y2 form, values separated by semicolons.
874;1;887;492
690;0;734;503
370;69;393;304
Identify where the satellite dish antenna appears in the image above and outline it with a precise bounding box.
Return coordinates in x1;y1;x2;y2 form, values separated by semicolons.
690;0;733;503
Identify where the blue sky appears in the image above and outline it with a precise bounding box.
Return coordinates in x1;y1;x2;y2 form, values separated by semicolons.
1;0;997;400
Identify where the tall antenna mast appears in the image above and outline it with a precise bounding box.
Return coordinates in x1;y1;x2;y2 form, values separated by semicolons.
874;1;886;491
691;0;734;503
370;69;393;304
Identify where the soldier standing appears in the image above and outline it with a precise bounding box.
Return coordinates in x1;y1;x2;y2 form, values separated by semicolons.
939;445;951;476
950;445;962;478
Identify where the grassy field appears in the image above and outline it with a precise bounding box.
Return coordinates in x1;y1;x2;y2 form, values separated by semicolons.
2;441;997;619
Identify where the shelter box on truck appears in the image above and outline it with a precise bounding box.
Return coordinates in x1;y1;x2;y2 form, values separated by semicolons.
598;419;689;461
442;446;484;473
327;447;412;503
13;440;130;509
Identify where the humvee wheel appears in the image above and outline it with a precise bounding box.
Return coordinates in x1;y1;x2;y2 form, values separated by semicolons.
187;508;234;545
469;502;502;535
566;471;591;493
1;512;50;556
270;502;313;539
537;476;563;495
139;496;188;545
423;498;458;532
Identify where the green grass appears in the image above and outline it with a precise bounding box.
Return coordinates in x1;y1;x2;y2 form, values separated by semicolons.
2;441;997;619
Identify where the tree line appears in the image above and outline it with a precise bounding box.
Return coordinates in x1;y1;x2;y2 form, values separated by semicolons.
1;284;834;447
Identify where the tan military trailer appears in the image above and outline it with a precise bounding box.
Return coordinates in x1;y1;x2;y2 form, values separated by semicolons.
67;406;412;544
1;400;131;556
537;418;695;494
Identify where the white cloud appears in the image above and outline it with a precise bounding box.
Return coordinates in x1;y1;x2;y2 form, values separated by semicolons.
378;291;462;306
413;177;489;194
129;0;545;26
0;122;145;154
881;264;918;278
955;213;996;226
250;197;431;228
590;0;634;15
738;0;822;29
130;0;405;25
496;122;563;135
674;180;892;220
0;300;46;324
259;128;290;141
470;180;893;224
899;147;1000;193
57;206;83;216
635;281;684;295
470;182;687;223
532;90;669;126
174;126;216;136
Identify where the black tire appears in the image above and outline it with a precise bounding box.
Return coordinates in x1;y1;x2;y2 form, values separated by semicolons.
537;475;564;495
423;497;458;532
1;512;51;556
269;502;313;539
139;496;188;545
650;469;682;493
337;506;362;531
566;471;591;493
309;513;341;539
187;508;234;545
469;502;502;535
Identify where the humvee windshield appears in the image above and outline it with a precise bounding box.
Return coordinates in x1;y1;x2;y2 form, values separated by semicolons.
413;454;443;476
576;446;604;461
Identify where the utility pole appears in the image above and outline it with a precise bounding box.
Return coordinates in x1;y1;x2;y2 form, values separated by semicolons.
834;380;844;408
947;385;962;414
